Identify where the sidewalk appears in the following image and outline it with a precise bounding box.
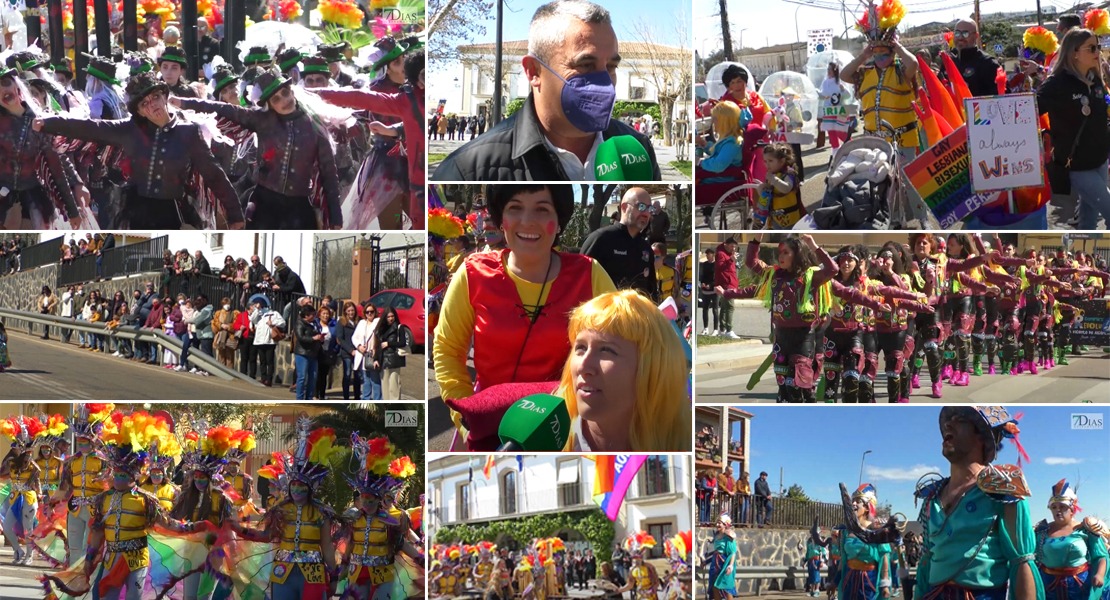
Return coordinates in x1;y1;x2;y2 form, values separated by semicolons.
696;299;770;372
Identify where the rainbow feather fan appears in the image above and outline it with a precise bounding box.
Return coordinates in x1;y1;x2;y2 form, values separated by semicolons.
877;0;906;30
1086;8;1110;35
1023;26;1059;56
0;416;46;442
41;414;69;439
428;207;465;241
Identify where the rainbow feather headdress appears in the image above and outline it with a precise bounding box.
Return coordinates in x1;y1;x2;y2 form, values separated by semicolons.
855;0;906;44
145;434;182;475
1;416;46;450
623;531;657;556
192;425;255;476
1085;8;1110;35
1022;26;1058;64
101;410;176;479
1048;479;1080;511
347;432;416;496
71;403;115;438
35;413;69;447
664;531;692;574
258;414;340;493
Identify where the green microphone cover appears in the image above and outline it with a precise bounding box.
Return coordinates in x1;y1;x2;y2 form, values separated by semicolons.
594;137;625;181
611;134;654;181
497;393;571;451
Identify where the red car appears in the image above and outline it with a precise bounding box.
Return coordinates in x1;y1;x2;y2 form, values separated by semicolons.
366;288;426;350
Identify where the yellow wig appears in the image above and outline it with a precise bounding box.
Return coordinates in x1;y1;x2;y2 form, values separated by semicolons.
555;290;690;451
711;100;743;141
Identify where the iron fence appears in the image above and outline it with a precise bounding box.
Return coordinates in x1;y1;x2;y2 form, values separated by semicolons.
57;236;168;286
374;244;425;296
13;235;62;272
313;236;356;303
696;493;844;530
164;273;319;313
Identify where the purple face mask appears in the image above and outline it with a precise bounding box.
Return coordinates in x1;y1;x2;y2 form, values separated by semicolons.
874;54;894;68
532;56;616;133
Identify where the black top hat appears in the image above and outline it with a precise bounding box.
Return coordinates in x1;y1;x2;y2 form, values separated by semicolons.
301;55;331;76
125;51;155;76
7;50;48;74
51;60;73;77
158;46;189;67
370;36;425;73
211;65;241;96
275;48;303;74
1058;14;1082;30
82;53;121;85
318;42;347;63
125;71;170;115
251;67;292;107
243;46;273;66
0;66;15;80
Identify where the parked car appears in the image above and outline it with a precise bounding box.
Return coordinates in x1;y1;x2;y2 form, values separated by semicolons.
366;288;426;351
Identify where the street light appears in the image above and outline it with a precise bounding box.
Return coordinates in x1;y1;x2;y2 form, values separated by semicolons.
738;28;748;60
858;450;873;486
795;5;803;44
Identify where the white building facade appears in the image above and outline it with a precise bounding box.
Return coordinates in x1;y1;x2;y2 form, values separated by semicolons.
427;455;691;554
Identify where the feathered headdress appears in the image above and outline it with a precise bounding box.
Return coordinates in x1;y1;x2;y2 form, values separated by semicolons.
180;418;209;473
853;483;879;517
428;208;466;243
477;541;496;557
1048;479;1080;511
855;0;906;44
665;531;692;574
1;416;46;450
623;531;657;556
225;429;256;464
71;403;115;438
277;414;341;492
939;406;1030;466
347;432;415;496
36;413;69;448
145;434;182;476
1022;26;1058;64
100;410;175;479
1085;8;1110;35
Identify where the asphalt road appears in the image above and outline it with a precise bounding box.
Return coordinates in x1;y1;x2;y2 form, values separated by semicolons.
1;331;424;400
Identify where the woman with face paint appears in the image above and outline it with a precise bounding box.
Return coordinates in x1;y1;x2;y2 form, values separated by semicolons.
0;416;45;565
52;404;113;568
716;234;838;403
866;243;935;403
936;234;997;392
1034;480;1108;600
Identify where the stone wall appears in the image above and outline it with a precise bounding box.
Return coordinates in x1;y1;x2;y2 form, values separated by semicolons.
697;526;811;595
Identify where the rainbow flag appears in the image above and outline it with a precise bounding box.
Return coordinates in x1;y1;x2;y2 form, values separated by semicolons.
482;455;496;480
591;455;647;521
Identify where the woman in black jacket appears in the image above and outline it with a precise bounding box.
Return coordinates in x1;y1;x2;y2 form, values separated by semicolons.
379;307;409;399
292;303;324;400
699;248;719;335
336;302;362;399
1038;28;1110;229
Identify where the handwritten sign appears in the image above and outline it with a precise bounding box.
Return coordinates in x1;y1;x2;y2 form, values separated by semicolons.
808;29;834;56
965;94;1044;192
902;125;1001;227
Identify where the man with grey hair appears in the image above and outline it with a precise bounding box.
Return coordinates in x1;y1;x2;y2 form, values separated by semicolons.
433;0;660;181
949;18;1002;97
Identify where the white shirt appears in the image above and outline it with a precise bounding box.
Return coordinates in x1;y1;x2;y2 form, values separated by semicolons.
542;132;603;181
570;416;592;452
351;317;380;371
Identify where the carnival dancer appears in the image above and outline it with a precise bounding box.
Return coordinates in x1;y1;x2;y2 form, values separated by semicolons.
0;416;44;565
1015;251;1068;375
222;435;256;520
313;46;426;229
42;411;207;600
1034;480;1108;600
242;416;340;600
716;234;837;403
34;414;67;503
908;235;945;398
806;526;830;596
939;234;997;389
6;50;85;114
472;541;497;593
275;48;304;83
1;65;85;229
987;239;1038;375
300;56;332;89
868;243;935;403
841;0;919;158
490;553;512;600
33;71;246;229
139;441;178;512
79;53;129;229
965;238;1021;377
337;432;422;600
827;529;843;600
821;244;891;403
831;484;893;600
1010;27;1057;93
914;406;1043;600
159;46;200;98
168;66;344;229
619;532;661;599
514;551;544;600
243;46;273;69
319;42;355;87
53;403;113;566
342;36;420;230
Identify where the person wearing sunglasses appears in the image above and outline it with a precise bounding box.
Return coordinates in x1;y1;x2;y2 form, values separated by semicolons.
581;187;657;299
1037;28;1110;229
948;19;1004;97
841;17;920;159
167;66;344;230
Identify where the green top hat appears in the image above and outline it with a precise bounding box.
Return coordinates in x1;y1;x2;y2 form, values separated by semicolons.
211;65;241;96
125;71;170;115
243;46;272;67
7;51;49;74
52;60;73;76
370;36;424;73
252;67;292;107
275;48;304;73
318;42;348;63
0;66;15;80
301;56;331;76
158;46;189;67
82;53;121;85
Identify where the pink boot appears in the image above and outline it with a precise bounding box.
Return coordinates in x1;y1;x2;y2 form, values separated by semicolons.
952;371;969;386
1046;358;1055;369
898;397;911;403
931;381;943;398
911;374;921;389
1015;361;1026;374
1036;357;1045;367
959;371;972;385
1028;361;1039;375
988;365;997;375
942;364;953;380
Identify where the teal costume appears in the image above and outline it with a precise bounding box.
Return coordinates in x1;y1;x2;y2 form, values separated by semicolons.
1033;480;1107;600
838;530;891;600
710;532;737;596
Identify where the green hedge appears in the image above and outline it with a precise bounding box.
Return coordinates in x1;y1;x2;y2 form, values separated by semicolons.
434;509;616;562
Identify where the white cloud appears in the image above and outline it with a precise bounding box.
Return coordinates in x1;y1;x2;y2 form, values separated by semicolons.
865;464;942;481
1044;457;1083;466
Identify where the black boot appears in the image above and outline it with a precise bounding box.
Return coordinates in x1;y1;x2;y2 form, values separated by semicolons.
886;372;902;403
859;377;875;403
841;377;860;404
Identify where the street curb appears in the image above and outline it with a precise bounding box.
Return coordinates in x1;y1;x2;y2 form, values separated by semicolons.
699;354;771;372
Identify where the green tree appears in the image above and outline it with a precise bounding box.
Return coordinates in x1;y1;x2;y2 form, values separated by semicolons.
150;404;275;443
503;97;525;119
381;267;407;290
435;509;617;562
784;483;812;502
978;22;1022;58
427;0;495;65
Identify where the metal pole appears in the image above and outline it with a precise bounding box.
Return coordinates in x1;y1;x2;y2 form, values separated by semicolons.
1036;0;1043;26
492;0;503;126
182;0;198;80
973;0;980;36
47;0;64;63
228;0;246;69
123;0;137;51
858;450;872;486
73;0;88;89
24;0;41;48
93;0;110;56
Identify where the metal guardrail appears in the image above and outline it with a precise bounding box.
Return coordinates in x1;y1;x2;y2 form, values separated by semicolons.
0;307;263;386
715;566;917;596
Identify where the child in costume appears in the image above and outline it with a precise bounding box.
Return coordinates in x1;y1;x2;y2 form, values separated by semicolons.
760;143;806;230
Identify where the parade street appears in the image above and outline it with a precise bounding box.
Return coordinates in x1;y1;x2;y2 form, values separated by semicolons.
3;330;423;400
0;545;56;599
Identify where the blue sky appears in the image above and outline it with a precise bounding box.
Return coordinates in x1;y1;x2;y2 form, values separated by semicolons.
736;406;1110;521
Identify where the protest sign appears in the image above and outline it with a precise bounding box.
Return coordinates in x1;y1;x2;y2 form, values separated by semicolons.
965;94;1044;192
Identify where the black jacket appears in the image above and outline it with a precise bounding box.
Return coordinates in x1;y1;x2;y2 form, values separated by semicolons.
273;265;306;294
432;95;662;181
194;256;212;276
580;223;656;299
754;477;772;499
950;47;1002;97
293;318;321;357
1038;70;1110;172
380;323;409;370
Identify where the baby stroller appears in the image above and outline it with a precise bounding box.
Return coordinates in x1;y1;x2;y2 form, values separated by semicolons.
807;135;900;229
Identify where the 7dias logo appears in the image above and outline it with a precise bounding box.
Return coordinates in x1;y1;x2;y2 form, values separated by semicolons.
621;153;648;165
385;410;419;427
1071;413;1104;430
518;400;548;414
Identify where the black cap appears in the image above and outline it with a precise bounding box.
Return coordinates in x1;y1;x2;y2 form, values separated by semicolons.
158;46;189;67
1058;14;1082;30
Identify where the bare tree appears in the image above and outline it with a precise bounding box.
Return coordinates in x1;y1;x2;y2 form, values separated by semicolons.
719;0;733;62
427;0;495;64
628;15;693;147
587;184;620;232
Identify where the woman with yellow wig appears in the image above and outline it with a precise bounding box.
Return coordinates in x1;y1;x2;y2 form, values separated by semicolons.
555;289;690;451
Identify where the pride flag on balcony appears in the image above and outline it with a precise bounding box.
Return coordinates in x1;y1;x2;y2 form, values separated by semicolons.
590;455;647;521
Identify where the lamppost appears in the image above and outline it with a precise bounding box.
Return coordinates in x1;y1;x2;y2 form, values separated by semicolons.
738;28;748;61
858;450;873;486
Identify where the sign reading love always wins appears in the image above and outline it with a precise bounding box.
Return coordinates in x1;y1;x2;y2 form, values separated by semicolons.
965;94;1044;192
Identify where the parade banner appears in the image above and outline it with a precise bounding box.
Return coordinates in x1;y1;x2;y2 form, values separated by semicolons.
965;94;1044;192
902;125;998;227
808;29;834;56
1070;298;1110;346
592;455;647;521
